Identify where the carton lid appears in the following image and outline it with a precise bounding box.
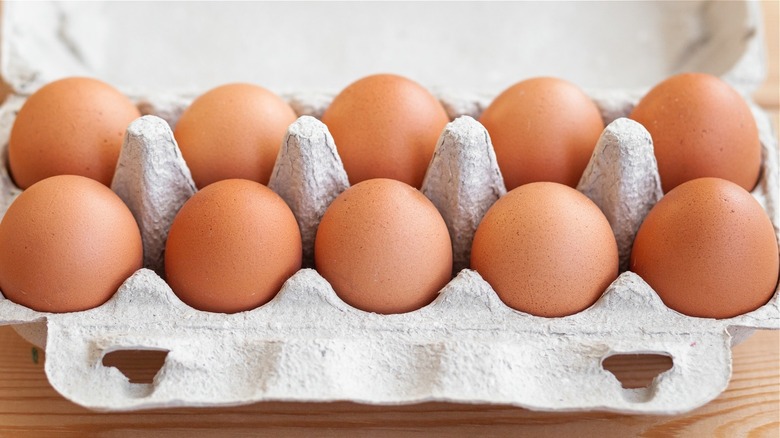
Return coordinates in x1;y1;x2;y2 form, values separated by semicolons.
0;1;766;97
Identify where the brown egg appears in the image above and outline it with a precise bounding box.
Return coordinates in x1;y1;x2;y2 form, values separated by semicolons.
314;178;452;314
479;77;604;190
630;177;778;319
471;182;618;317
0;175;143;312
320;74;449;188
174;84;298;189
8;77;141;189
165;179;302;313
629;73;761;193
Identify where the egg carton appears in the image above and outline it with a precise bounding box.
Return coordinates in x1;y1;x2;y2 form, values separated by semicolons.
0;0;778;415
0;82;777;413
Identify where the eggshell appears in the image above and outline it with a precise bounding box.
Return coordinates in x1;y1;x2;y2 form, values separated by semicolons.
164;179;302;313
630;177;779;319
173;84;298;188
471;182;619;317
0;175;143;312
320;74;449;188
629;73;761;193
479;77;604;190
8;77;141;189
314;178;452;314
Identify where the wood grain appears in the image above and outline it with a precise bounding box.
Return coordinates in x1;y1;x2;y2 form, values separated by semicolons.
0;1;778;436
755;1;779;109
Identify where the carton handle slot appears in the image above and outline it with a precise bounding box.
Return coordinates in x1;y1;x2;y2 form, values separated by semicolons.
601;352;674;403
101;348;170;385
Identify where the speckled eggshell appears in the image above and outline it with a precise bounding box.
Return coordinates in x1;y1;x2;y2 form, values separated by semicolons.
164;179;302;314
0;175;143;312
629;73;761;193
630;177;779;319
479;77;604;190
8;77;142;189
314;178;452;314
174;84;298;188
320;74;450;188
471;182;618;317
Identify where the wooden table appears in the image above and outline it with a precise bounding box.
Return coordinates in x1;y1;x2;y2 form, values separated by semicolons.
1;2;779;436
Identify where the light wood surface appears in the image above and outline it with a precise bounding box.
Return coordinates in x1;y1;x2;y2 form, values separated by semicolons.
0;2;779;436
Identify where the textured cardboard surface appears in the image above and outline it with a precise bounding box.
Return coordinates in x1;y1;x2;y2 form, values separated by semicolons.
0;99;777;413
0;0;777;414
0;2;766;95
268;116;349;268
111;116;197;275
577;118;663;272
